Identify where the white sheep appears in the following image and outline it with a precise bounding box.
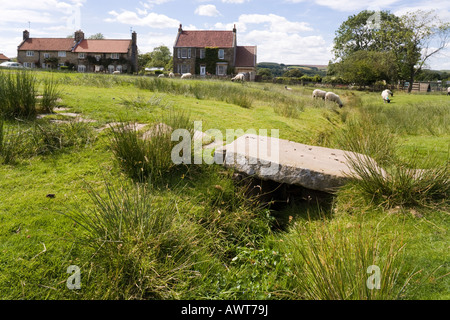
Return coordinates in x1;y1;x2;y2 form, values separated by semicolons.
325;92;344;108
447;87;450;96
285;85;292;91
169;72;175;78
381;89;393;103
158;74;165;78
312;89;327;100
113;71;121;75
181;73;192;79
231;73;245;82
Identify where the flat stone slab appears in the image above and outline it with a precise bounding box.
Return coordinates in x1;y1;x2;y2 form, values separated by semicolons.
214;134;384;193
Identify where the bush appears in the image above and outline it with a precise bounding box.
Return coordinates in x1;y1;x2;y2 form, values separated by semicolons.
40;76;61;114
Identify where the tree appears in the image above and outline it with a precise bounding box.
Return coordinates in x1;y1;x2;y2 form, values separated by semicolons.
148;46;171;68
257;68;273;80
331;51;398;86
333;9;450;92
283;68;304;78
88;33;105;40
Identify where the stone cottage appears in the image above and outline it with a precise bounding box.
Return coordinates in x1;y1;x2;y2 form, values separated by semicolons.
173;24;257;80
17;30;138;73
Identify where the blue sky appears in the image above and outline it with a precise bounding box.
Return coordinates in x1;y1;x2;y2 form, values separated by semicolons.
1;0;449;69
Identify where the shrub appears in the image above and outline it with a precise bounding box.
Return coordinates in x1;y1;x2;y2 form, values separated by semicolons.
40;76;61;114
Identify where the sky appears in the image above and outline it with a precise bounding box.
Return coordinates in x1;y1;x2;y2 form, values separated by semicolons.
1;0;449;70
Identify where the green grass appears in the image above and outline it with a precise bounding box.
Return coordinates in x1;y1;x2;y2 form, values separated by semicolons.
0;71;448;300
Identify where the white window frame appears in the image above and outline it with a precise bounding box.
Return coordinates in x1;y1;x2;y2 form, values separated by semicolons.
24;62;33;68
116;65;123;72
26;51;34;57
95;55;101;62
58;51;66;57
218;49;225;60
179;48;191;59
108;65;115;73
43;53;50;59
178;64;190;74
111;53;120;59
216;63;227;76
78;53;86;59
200;49;205;59
78;65;86;73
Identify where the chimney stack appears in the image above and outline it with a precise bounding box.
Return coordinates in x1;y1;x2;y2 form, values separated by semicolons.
74;30;85;43
23;30;30;41
178;24;183;33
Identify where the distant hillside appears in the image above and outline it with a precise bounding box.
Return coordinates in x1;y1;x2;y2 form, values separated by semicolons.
257;62;327;77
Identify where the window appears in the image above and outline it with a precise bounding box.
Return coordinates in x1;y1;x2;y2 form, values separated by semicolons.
58;51;66;57
178;64;190;74
218;49;225;60
44;53;50;59
26;51;34;57
116;65;123;73
108;65;115;73
24;62;33;68
179;48;191;59
216;63;227;76
78;65;86;73
58;63;65;67
200;49;205;59
95;55;101;62
78;53;86;59
111;53;120;59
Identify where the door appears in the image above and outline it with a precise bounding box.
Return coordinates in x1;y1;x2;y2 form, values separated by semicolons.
200;65;206;76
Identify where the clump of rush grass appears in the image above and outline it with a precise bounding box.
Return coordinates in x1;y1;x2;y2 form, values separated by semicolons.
285;216;412;300
0;70;37;120
0;120;24;164
109;109;194;183
40;76;61;114
345;150;449;209
63;180;204;299
332;114;397;167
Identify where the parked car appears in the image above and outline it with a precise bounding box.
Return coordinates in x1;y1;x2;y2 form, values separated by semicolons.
0;62;24;69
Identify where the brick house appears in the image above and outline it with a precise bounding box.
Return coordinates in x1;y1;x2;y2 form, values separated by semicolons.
0;53;10;63
17;30;138;73
173;24;257;80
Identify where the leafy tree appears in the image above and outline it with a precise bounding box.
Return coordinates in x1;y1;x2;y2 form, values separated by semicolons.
147;46;172;69
283;68;304;78
331;51;398;86
333;10;450;92
88;33;105;40
257;68;273;80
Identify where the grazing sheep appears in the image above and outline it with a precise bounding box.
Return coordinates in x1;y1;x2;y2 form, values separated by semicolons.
158;74;165;78
231;73;245;82
113;71;121;75
169;72;175;78
381;89;393;103
325;92;344;108
447;87;450;96
285;85;292;91
312;89;327;100
181;73;192;79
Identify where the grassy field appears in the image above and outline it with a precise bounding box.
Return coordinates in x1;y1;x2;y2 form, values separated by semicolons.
0;70;448;300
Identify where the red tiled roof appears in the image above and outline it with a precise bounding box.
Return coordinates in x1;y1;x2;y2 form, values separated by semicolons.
0;54;9;60
176;30;234;48
18;38;74;51
235;46;257;67
74;39;131;53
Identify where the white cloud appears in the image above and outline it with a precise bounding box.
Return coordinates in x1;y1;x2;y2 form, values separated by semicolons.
106;10;179;29
140;0;173;9
221;0;249;3
195;4;221;17
304;0;402;12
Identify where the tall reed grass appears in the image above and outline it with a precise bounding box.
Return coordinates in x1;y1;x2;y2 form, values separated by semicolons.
109;109;194;183
286;217;411;300
0;71;37;119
